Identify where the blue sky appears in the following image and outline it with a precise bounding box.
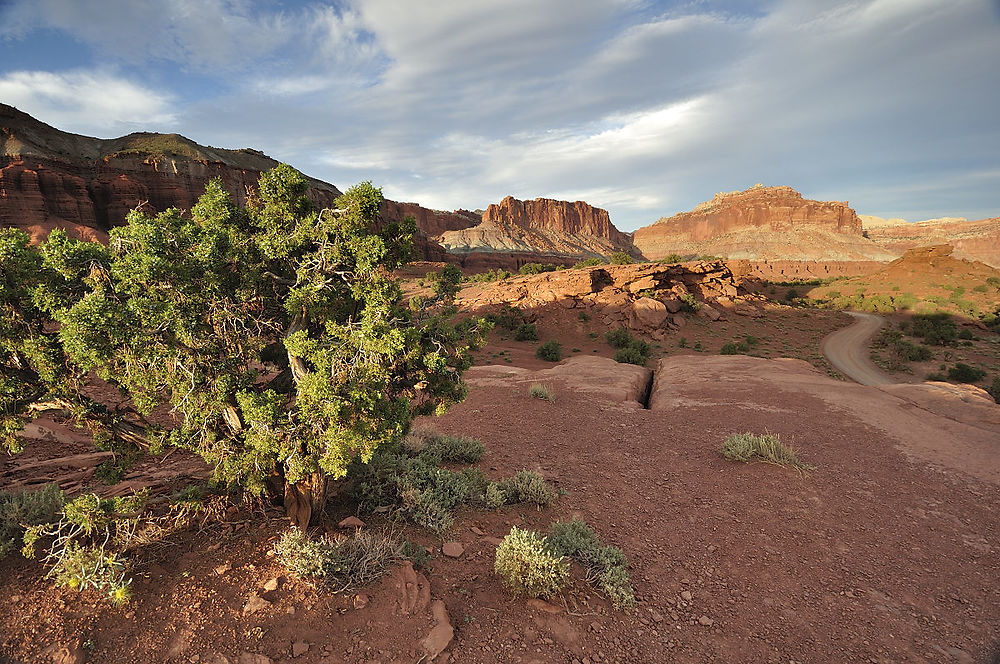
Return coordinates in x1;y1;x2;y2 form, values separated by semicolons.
1;0;998;230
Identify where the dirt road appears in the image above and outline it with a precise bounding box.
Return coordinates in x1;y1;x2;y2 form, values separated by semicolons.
821;311;893;385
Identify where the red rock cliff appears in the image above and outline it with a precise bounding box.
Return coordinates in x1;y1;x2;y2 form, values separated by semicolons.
483;196;632;248
632;184;885;262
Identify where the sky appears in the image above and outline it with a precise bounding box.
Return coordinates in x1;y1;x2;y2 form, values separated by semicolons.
0;0;998;231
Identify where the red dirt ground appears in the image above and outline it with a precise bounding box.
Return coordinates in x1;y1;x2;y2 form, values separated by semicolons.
1;298;998;664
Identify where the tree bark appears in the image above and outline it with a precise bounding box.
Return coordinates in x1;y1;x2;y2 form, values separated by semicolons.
283;471;328;530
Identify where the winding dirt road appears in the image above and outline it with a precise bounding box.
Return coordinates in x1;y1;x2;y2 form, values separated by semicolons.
821;311;893;385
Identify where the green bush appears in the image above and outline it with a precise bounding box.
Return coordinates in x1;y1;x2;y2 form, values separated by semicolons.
678;337;688;348
0;484;65;558
785;288;799;300
514;323;538;342
948;363;986;383
547;519;635;610
518;263;558;275
486;305;526;331
536;340;562;362
722;432;813;471
605;327;634;348
494;527;569;599
577;311;590;322
678;294;700;312
469;268;513;283
572;257;604;269
614;345;647;366
925;371;948;381
608;251;634;265
495;470;556;507
911;313;957;345
719;342;739;355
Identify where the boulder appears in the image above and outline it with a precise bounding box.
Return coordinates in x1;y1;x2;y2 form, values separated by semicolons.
632;297;668;328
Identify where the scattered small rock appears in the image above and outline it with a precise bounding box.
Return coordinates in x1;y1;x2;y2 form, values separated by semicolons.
291;640;310;658
237;654;273;664
338;516;366;529
470;526;485;536
698;615;714;626
215;562;232;575
353;593;369;609
680;591;693;602
242;593;271;615
442;542;465;558
262;577;281;592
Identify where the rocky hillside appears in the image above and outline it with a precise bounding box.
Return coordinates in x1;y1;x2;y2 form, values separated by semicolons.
633;184;896;262
0;104;461;260
863;215;1000;268
439;196;640;263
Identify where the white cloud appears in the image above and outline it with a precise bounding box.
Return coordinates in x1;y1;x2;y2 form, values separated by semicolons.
0;70;176;136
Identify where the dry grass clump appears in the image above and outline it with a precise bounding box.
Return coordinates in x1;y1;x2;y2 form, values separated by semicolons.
547;519;635;610
275;527;399;593
722;432;814;471
529;384;555;402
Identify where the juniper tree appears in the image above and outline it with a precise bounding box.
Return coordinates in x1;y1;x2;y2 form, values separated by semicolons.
3;165;488;527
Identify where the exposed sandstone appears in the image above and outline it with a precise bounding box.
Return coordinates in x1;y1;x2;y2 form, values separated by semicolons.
462;261;759;332
439;195;640;263
864;216;1000;268
633;184;894;262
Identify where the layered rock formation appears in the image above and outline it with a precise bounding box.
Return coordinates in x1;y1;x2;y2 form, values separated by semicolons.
462;260;762;338
633;184;895;262
1;103;342;243
863;216;1000;268
0;104;466;261
439;196;640;264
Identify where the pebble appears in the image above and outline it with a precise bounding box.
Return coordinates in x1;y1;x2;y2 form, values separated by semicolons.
681;591;693;602
442;542;465;558
263;577;281;592
698;615;714;626
291;640;310;658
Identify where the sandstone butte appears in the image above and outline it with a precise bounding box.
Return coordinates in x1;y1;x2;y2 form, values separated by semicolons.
631;184;898;263
438;195;642;266
862;215;1000;268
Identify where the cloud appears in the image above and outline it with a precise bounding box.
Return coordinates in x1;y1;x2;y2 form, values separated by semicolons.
0;70;176;136
2;0;998;227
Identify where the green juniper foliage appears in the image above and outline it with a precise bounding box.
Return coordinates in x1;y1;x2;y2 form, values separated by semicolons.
2;166;489;524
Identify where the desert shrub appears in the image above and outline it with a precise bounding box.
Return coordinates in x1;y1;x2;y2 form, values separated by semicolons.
514;323;539;342
948;363;986;383
275;527;329;578
987;276;1000;290
400;538;431;568
608;251;634;265
22;491;150;604
973;284;988;293
529;384;555;402
721;432;814;471
605;327;634;349
614;345;647;366
428;264;463;303
925;371;948;381
353;435;552;531
536;340;562;362
678;337;688;348
572;257;605;269
987;377;1000;403
547;519;635;610
276;527;398;592
519;263;558;275
468;268;513;283
423;434;485;464
719;342;739;355
494;470;557;507
693;341;702;351
744;335;759;347
678;293;700;312
0;483;65;559
785;288;799;301
494;527;570;599
486;304;526;331
911;313;957;345
957;328;975;340
577;311;590;322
